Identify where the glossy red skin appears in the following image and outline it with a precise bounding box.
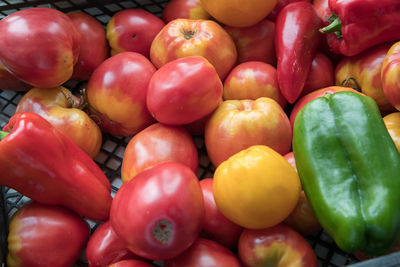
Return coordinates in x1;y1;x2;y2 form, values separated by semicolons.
1;112;112;221
150;19;237;80
68;11;109;81
313;0;331;22
109;260;153;267
223;61;286;108
86;221;141;267
147;56;223;125
121;123;198;183
238;224;317;267
199;179;243;248
86;52;156;136
313;0;344;65
7;202;89;267
0;7;80;88
15;86;102;159
162;0;210;23
110;162;205;260
323;0;400;56
289;86;361;129
106;9;165;58
224;20;276;66
275;2;321;103
165;238;241;267
301;52;335;96
283;152;322;236
0;63;31;91
205;98;292;167
268;0;310;21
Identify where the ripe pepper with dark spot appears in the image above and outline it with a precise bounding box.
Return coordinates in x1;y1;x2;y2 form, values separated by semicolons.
293;91;400;255
319;0;400;56
0;112;112;221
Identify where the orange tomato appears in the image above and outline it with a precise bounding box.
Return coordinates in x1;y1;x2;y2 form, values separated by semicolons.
335;42;396;114
16;87;102;158
383;112;400;153
213;145;301;229
150;19;237;80
205;97;292;168
200;0;278;27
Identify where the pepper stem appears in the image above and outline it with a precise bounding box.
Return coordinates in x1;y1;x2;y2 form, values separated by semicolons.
319;13;343;39
0;131;9;140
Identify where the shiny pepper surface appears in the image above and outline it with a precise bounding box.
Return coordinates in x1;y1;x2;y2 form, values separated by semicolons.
293;91;400;255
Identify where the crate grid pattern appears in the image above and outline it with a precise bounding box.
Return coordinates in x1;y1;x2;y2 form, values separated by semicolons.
0;1;363;266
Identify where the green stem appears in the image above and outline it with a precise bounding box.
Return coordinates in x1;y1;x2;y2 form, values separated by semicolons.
0;131;9;140
319;13;343;39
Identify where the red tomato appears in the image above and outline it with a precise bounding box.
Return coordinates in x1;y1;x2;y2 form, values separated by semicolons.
7;202;89;267
238;224;317;267
121;123;198;183
301;52;335;96
225;20;276;65
67;11;109;81
109;260;153;267
86;221;140;267
200;178;243;248
0;63;31;91
223;61;286;108
0;7;80;88
284;191;322;236
86;52;156;136
162;0;210;23
110;162;205;260
289;86;362;129
183;112;213;136
283;153;322;236
165;238;241;267
106;9;165;58
150;19;237;80
147;56;223;125
205;98;292;167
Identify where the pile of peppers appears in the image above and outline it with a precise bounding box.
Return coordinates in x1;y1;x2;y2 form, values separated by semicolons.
2;0;400;265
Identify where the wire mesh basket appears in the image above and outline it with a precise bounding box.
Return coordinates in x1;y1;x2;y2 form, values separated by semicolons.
1;1;400;266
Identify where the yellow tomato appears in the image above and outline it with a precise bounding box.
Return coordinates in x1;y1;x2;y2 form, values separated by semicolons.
213;145;301;229
383;112;400;153
200;0;278;27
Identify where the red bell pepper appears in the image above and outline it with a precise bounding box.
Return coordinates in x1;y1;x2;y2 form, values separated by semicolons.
319;0;400;56
275;2;321;103
0;112;112;221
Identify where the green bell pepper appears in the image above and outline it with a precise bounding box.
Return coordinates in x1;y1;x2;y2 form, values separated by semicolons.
292;91;400;255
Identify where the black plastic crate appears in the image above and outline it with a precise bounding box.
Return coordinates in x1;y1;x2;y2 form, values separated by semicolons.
0;1;399;266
